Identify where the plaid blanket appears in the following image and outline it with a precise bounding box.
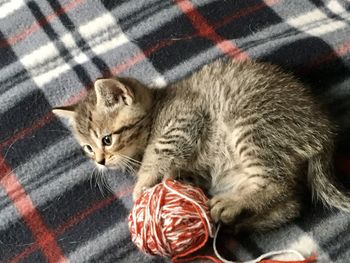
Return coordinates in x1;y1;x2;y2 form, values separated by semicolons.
1;0;350;262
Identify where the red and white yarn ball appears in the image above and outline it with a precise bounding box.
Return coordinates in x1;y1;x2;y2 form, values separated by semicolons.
128;179;215;259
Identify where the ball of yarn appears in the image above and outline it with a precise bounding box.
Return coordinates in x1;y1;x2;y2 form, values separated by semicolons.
128;179;215;260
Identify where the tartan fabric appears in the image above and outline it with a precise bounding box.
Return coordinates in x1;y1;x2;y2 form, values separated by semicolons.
0;0;350;262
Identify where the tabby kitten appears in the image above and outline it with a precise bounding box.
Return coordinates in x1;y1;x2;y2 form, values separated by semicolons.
53;59;350;233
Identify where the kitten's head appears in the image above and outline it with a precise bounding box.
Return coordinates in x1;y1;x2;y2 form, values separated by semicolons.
53;78;153;170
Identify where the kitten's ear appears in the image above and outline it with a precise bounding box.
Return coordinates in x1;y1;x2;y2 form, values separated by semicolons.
94;78;134;109
52;104;77;119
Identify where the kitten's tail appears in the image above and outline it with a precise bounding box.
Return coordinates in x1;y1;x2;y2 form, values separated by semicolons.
308;149;350;212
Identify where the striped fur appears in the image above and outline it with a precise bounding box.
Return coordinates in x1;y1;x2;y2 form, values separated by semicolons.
57;59;349;233
134;59;337;233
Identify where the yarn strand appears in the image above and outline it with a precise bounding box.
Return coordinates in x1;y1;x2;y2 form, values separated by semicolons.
163;179;215;238
213;223;315;263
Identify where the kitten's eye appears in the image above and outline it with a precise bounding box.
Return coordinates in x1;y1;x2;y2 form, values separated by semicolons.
102;135;112;146
83;145;93;154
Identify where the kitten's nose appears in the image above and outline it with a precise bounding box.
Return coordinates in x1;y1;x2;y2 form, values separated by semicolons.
97;159;105;165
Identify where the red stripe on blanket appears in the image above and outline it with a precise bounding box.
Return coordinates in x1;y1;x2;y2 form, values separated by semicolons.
7;245;38;263
0;0;85;48
211;0;281;29
302;41;350;74
55;187;132;235
0;113;55;150
111;39;176;75
174;0;249;61
0;156;68;263
7;187;132;263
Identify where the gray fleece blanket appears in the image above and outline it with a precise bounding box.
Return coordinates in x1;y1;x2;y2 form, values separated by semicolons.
1;0;350;262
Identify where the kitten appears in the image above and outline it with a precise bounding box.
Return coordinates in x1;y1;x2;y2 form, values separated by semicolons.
53;59;350;233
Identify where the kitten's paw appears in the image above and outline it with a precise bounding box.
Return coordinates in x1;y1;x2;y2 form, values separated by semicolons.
132;176;159;201
132;185;147;201
209;196;241;224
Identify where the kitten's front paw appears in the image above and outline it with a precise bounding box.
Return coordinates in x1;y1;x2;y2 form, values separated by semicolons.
132;184;147;201
132;181;152;201
132;176;159;201
209;196;241;224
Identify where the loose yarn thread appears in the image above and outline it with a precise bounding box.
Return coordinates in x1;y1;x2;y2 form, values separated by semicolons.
128;179;316;263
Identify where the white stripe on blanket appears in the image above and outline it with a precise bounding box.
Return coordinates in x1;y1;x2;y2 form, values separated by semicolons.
287;8;348;37
0;0;24;19
20;13;129;86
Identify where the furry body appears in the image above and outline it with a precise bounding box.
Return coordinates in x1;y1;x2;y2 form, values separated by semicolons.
53;59;349;233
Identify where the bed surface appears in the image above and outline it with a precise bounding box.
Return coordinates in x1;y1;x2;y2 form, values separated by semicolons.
0;0;350;262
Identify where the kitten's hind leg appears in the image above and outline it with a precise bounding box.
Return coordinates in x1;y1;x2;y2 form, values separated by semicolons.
209;158;272;224
232;197;303;233
209;194;247;224
209;166;300;232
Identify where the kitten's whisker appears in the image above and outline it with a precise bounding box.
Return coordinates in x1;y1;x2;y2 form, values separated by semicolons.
100;169;107;195
120;157;136;175
125;157;141;165
93;168;112;196
119;153;141;165
0;138;20;168
121;158;138;170
118;158;130;173
101;170;112;194
93;168;100;189
96;170;105;196
90;166;97;190
117;154;139;176
0;164;22;180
